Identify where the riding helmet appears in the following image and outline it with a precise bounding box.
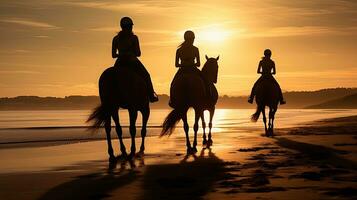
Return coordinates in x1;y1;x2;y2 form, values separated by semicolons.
120;17;134;28
264;49;272;57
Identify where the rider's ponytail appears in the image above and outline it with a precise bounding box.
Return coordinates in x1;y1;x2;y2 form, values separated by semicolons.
178;30;195;48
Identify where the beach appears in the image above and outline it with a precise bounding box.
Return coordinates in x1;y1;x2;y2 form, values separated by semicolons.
0;110;356;200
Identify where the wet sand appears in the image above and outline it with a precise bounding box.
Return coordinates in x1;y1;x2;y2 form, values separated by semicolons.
0;115;356;200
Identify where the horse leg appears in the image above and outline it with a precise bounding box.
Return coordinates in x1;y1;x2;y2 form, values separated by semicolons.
104;115;115;162
270;108;277;136
268;108;273;130
112;110;127;157
207;107;215;146
261;107;268;136
201;111;207;146
182;111;191;154
192;109;201;153
139;105;150;154
129;109;138;157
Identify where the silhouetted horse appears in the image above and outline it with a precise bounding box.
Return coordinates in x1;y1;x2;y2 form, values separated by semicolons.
250;76;280;136
87;66;150;162
161;56;219;153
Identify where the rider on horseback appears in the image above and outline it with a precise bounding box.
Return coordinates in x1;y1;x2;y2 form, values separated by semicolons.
175;31;201;73
248;49;286;105
169;30;201;107
112;17;158;102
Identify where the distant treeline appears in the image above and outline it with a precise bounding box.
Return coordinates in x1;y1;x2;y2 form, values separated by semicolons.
1;88;357;110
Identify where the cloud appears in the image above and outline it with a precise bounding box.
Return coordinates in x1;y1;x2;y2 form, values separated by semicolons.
0;70;40;75
240;26;357;38
0;18;59;29
88;26;175;34
65;1;173;14
34;35;50;38
249;26;331;38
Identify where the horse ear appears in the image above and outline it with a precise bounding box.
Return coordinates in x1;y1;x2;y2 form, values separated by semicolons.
216;55;220;61
205;55;209;60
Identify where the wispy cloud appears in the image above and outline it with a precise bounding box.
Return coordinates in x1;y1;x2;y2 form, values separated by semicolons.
0;18;59;29
249;26;331;38
34;35;50;38
88;26;175;34
241;26;357;38
0;70;40;75
65;1;172;14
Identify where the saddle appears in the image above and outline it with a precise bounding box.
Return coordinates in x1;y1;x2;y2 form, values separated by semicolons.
169;67;216;107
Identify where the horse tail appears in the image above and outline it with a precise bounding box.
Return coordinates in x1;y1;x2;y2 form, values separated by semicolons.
86;104;111;130
251;106;262;122
161;108;184;136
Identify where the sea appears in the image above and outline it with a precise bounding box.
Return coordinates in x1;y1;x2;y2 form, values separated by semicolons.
0;109;356;145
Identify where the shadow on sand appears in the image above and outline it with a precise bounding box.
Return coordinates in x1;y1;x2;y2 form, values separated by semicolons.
138;148;225;200
275;138;356;170
38;149;226;200
38;155;144;200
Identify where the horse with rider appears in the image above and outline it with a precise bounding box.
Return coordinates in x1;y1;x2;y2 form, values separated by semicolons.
87;17;285;160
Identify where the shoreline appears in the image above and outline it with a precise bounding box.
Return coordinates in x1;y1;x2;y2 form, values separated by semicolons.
0;115;356;199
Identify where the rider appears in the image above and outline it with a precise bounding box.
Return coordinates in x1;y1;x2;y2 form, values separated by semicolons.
175;30;201;73
112;17;158;102
248;49;286;105
169;30;201;106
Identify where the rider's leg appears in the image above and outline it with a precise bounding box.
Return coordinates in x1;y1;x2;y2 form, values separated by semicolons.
134;60;158;102
169;69;184;107
248;77;262;103
272;78;286;104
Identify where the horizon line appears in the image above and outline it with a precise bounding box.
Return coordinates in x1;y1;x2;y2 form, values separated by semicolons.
1;87;356;99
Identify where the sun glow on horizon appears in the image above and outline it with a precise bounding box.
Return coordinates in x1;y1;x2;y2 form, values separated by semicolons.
198;28;231;42
178;24;233;43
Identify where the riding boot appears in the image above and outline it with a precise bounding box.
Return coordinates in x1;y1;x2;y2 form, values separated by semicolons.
278;86;286;105
248;80;259;104
248;90;255;104
146;78;158;102
280;97;286;105
150;92;159;102
248;95;254;104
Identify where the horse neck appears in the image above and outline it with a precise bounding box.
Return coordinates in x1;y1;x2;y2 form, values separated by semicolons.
202;62;217;84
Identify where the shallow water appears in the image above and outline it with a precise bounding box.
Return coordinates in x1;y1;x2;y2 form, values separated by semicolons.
0;109;356;144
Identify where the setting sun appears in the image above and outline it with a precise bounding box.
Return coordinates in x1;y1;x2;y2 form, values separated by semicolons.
198;28;231;42
1;1;357;200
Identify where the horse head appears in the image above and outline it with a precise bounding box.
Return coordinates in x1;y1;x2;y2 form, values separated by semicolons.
202;55;219;84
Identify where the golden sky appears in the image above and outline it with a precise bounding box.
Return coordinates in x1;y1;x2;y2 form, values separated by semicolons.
1;0;357;97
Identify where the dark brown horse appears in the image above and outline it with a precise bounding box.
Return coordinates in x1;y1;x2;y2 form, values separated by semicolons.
250;76;280;136
87;66;150;162
161;56;219;153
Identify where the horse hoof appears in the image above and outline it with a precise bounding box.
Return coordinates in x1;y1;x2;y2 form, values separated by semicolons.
121;151;128;158
109;156;116;163
136;151;144;157
140;146;145;153
128;152;135;159
192;146;198;153
203;140;207;145
187;147;195;155
207;139;213;147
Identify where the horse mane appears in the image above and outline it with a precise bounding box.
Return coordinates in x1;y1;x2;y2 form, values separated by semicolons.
201;58;218;84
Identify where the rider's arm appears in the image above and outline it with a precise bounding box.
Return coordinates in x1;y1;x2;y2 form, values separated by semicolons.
111;36;118;58
133;35;141;57
272;61;276;75
195;47;200;67
257;61;262;74
175;49;181;68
